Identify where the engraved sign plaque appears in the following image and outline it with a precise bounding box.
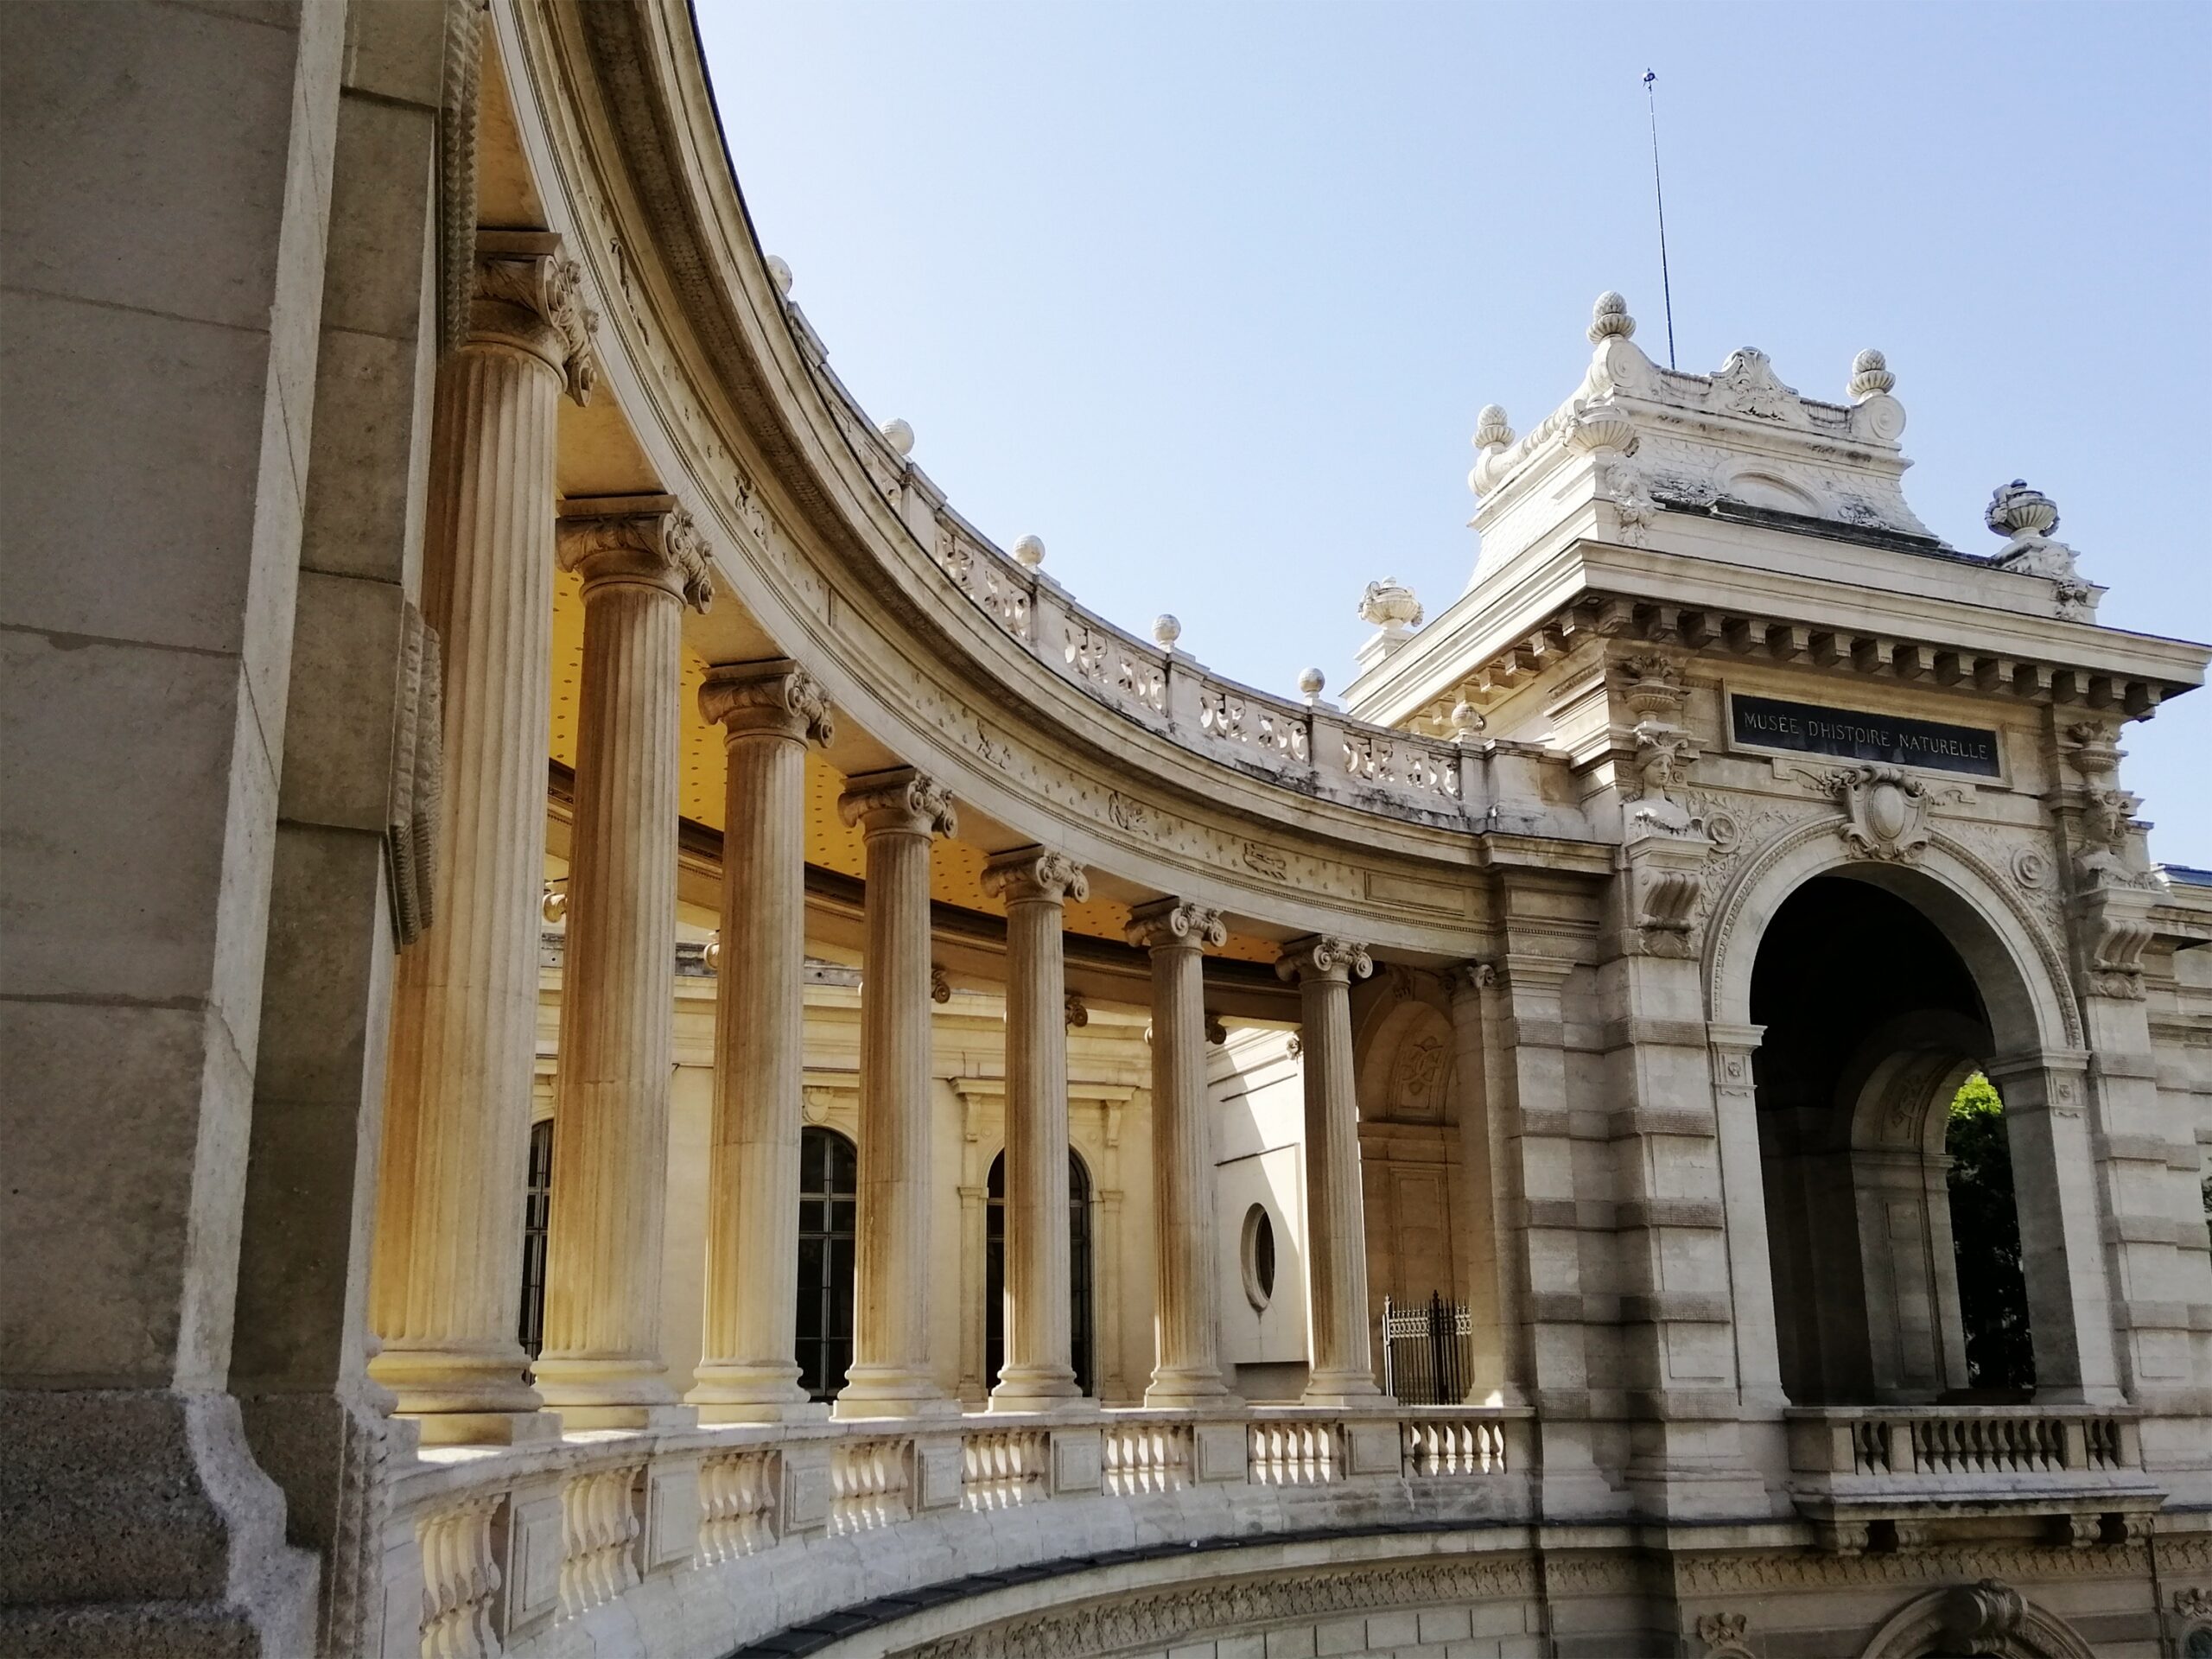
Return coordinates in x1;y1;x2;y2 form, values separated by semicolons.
1729;693;2000;778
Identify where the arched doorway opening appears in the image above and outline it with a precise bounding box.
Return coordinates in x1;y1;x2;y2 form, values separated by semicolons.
984;1148;1096;1395
797;1125;858;1401
1749;874;2032;1404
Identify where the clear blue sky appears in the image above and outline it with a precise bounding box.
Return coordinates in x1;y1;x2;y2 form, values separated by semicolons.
697;1;2212;866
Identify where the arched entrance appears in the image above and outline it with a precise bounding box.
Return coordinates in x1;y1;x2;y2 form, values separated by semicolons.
797;1125;858;1401
1748;874;2034;1403
984;1147;1096;1395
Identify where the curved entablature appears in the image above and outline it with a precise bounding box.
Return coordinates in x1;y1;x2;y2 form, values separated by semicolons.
495;0;1606;962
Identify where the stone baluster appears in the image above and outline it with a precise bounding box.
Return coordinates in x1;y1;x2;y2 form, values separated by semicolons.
531;496;712;1427
834;769;958;1418
1126;899;1237;1405
982;849;1090;1410
1279;936;1382;1405
371;231;596;1442
688;662;835;1421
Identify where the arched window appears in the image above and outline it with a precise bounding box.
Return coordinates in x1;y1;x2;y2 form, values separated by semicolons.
984;1148;1095;1395
517;1116;554;1361
796;1126;858;1401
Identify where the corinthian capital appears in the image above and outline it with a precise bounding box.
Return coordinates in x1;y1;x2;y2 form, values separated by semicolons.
472;230;600;403
697;658;833;746
1125;898;1226;952
1275;935;1373;985
981;847;1089;906
556;493;714;611
838;767;956;838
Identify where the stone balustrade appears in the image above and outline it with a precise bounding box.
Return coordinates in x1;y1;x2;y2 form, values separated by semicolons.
1783;1405;2163;1551
386;1405;1532;1659
915;499;1490;825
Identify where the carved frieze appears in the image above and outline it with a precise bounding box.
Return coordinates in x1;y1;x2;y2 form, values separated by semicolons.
893;1557;1541;1659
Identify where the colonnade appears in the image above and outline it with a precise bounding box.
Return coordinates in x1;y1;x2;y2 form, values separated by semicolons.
365;232;1387;1443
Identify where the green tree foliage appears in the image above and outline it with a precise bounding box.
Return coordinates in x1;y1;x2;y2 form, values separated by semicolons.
1946;1073;2034;1393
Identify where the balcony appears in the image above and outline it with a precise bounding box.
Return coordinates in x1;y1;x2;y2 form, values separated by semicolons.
1783;1405;2164;1554
392;1404;1533;1659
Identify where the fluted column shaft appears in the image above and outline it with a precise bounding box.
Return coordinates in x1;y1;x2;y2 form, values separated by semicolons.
533;497;711;1426
985;849;1089;1409
370;232;596;1442
835;770;957;1418
1281;936;1381;1404
1128;899;1235;1405
690;663;833;1421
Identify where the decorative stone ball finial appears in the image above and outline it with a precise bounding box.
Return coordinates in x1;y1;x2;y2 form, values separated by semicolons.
1450;699;1486;743
880;417;914;458
1985;480;2058;540
1847;349;1895;401
765;254;794;297
1012;534;1046;569
1588;290;1636;344
1357;577;1424;636
1473;404;1514;450
1297;668;1325;703
1152;613;1182;649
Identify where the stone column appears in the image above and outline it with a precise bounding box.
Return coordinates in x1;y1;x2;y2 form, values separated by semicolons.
1985;1053;2124;1406
1279;936;1382;1405
688;662;834;1421
983;849;1090;1410
834;768;958;1418
370;232;596;1442
531;496;711;1427
1127;899;1236;1405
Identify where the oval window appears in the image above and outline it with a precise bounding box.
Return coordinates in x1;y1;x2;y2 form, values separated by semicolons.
1240;1204;1277;1311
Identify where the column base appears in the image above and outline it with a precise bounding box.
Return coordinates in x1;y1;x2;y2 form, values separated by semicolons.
406;1408;565;1447
1144;1368;1239;1408
1301;1370;1383;1408
553;1402;700;1432
989;1363;1082;1413
687;1362;823;1423
831;1365;961;1420
532;1355;684;1425
367;1344;543;1418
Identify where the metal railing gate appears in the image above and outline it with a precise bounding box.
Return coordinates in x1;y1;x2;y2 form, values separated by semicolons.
1381;1292;1472;1405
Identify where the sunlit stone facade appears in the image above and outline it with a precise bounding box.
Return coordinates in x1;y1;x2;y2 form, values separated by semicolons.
6;4;2212;1658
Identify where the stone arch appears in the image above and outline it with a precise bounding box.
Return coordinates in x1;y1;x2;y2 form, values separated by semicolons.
1720;823;2081;1404
1707;818;2081;1052
1856;1580;2097;1659
1356;990;1459;1127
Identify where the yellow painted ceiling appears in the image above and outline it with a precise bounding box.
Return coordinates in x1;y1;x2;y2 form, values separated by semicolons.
548;575;1274;962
